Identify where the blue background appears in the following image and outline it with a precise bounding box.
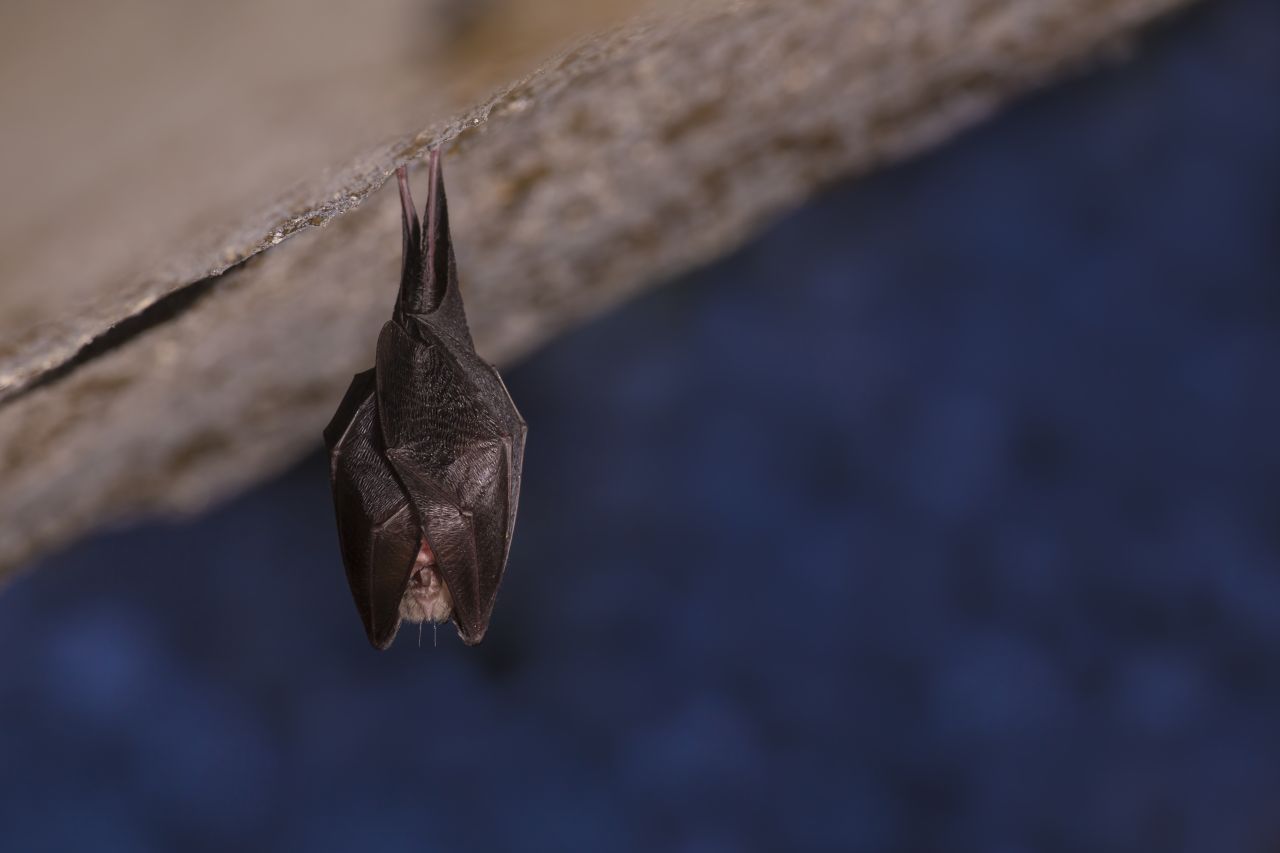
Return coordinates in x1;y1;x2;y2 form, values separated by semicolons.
1;0;1277;850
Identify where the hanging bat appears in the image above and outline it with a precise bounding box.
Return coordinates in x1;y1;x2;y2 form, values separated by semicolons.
323;149;526;649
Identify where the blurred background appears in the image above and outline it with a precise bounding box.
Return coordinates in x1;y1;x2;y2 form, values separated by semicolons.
0;0;643;340
1;0;1278;851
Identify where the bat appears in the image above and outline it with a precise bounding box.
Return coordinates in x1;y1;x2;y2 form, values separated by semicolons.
323;149;526;648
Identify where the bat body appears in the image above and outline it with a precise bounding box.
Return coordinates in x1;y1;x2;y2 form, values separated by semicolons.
323;151;526;648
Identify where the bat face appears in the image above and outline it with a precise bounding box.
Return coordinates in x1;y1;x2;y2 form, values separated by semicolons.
323;151;526;648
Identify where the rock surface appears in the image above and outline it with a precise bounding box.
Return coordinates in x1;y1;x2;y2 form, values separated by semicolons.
0;0;1194;579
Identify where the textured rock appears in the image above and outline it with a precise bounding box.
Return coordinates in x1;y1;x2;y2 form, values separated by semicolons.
0;0;1195;579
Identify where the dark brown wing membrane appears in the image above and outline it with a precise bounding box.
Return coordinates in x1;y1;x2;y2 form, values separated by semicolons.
325;151;524;648
375;320;514;644
324;369;419;649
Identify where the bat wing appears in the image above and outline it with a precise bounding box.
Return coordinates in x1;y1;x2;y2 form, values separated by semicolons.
481;362;526;570
324;368;420;649
382;448;488;639
375;320;519;643
325;152;524;649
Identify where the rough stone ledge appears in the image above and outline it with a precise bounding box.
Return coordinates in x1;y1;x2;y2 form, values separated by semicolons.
0;0;1195;580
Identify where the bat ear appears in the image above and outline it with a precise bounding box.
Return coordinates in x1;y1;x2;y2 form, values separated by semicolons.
395;148;456;318
421;147;456;311
395;166;424;314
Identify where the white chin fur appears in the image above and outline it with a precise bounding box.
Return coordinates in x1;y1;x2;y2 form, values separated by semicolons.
399;543;454;624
